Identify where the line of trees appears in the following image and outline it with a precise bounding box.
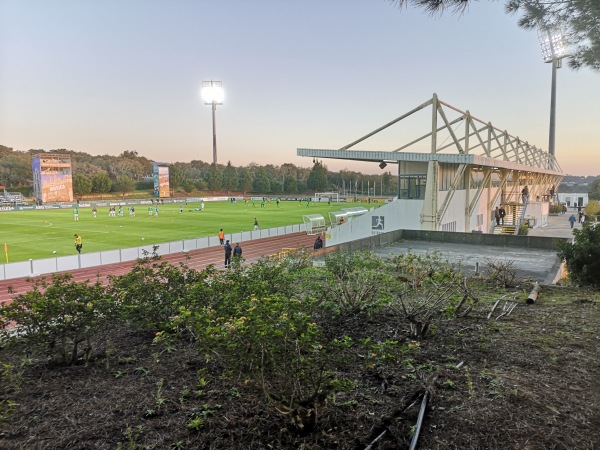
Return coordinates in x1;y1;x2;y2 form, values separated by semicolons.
391;0;600;72
0;145;401;198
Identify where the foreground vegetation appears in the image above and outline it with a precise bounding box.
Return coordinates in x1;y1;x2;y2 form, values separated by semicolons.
1;248;598;449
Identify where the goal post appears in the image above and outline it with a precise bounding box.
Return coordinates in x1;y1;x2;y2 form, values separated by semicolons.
315;192;339;203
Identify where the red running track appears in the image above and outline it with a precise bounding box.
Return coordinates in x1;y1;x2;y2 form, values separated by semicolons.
0;232;321;306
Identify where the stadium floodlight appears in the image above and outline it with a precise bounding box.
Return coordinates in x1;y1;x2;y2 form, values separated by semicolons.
201;80;224;165
538;28;567;63
537;27;567;158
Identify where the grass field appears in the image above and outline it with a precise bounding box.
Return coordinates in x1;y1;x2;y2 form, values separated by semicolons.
0;199;370;263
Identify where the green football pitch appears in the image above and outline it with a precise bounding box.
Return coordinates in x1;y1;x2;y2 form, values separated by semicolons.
0;200;369;263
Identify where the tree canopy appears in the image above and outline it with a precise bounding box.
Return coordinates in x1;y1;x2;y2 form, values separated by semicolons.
3;144;594;198
390;0;600;71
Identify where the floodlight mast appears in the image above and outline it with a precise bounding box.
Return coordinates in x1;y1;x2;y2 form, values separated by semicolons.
201;80;224;165
538;28;567;158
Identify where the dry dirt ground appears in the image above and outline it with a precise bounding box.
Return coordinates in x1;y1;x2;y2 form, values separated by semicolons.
1;284;599;449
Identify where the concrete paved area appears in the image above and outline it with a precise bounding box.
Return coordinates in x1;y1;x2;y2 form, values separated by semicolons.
372;214;575;284
527;212;580;239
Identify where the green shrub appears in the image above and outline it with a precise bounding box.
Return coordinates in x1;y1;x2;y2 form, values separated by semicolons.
558;223;600;287
108;252;208;331
584;200;600;218
176;292;348;430
387;252;468;339
316;251;392;316
483;257;519;287
518;223;529;235
0;274;112;365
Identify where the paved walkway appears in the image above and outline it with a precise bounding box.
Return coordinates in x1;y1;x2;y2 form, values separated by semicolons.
527;213;580;239
0;232;319;306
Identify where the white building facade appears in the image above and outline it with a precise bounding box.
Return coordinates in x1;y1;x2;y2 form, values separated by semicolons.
298;94;564;246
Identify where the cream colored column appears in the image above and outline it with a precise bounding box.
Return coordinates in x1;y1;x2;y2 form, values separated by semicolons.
421;160;439;231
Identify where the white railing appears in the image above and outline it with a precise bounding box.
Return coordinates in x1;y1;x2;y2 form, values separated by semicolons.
0;224;305;281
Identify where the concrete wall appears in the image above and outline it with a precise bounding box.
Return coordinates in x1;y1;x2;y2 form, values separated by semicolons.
333;228;568;253
524;202;549;228
326;200;423;246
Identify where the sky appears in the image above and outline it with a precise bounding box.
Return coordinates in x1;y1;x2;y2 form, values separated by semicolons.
1;0;599;176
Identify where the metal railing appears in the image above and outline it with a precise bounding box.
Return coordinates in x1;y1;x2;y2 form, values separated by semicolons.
0;224;306;281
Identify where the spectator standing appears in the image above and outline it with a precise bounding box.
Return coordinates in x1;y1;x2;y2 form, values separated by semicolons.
224;240;232;268
233;243;242;259
521;186;529;204
494;207;500;226
499;205;506;225
569;214;577;229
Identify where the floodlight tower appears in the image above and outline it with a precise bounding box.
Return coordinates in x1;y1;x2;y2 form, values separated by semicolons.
538;28;567;158
201;80;224;165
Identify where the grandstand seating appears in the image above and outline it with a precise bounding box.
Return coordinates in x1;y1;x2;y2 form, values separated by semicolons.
0;191;27;206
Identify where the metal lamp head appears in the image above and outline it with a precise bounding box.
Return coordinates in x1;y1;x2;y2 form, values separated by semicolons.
201;80;224;105
538;28;567;63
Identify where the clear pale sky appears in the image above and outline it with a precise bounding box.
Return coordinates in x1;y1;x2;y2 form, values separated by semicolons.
1;0;598;176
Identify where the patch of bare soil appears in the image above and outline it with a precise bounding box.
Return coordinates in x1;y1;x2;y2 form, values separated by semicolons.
1;286;599;449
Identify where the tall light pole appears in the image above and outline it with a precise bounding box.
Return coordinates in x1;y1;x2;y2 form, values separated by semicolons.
201;80;224;165
538;28;567;158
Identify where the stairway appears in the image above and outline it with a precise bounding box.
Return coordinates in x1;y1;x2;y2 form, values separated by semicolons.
493;225;517;235
503;203;525;226
492;203;525;235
